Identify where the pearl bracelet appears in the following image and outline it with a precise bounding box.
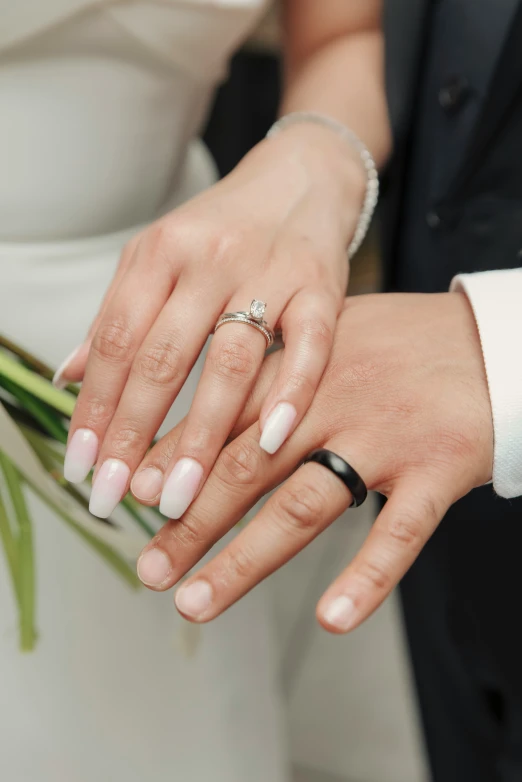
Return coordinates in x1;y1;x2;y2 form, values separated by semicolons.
266;112;379;260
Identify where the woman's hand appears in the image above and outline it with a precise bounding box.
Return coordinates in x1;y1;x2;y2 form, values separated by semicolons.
134;292;493;633
59;124;366;519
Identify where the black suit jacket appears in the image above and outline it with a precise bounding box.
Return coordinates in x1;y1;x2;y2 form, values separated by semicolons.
382;0;522;289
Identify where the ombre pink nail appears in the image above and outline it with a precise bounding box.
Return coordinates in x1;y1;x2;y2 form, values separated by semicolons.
159;458;203;519
52;345;81;390
259;402;297;454
89;459;130;519
64;429;98;483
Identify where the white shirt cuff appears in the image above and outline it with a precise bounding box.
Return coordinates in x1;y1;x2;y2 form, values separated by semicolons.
450;269;522;498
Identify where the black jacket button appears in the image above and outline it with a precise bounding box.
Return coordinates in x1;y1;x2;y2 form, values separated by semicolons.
426;210;442;228
439;75;470;113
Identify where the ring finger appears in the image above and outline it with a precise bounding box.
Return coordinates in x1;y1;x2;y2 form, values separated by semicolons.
259;287;339;455
156;286;289;519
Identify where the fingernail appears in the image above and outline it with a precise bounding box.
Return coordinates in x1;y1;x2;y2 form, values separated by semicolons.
175;580;213;618
159;458;203;519
64;428;99;483
137;548;172;588
89;458;130;519
131;467;164;502
52;345;81;390
259;402;297;455
323;595;356;632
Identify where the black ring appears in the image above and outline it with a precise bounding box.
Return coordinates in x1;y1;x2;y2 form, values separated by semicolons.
303;448;367;508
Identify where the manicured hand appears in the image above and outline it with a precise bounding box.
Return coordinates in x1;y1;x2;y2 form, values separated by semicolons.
58;124;366;518
134;292;493;633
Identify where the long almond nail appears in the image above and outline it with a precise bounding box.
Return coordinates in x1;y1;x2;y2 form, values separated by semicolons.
89;459;130;519
259;402;297;455
64;428;98;483
159;458;203;519
52;345;82;390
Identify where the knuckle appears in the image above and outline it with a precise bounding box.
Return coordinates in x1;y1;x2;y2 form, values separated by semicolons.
275;481;325;534
204;229;243;270
163;514;203;550
296;316;334;350
147;221;169;254
438;425;477;461
387;509;425;553
223;545;255;582
141;221;177;269
217;435;261;487
210;335;258;382
284;370;316;397
147;437;179;472
324;355;388;401
339;358;384;390
81;395;112;429
122;231;142;259
92;319;135;364
358;558;391;593
134;336;183;386
107;421;143;457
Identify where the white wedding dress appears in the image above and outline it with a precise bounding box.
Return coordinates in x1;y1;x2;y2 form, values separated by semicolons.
0;2;290;780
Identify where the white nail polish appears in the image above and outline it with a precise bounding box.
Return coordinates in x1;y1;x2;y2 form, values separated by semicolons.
159;458;203;519
64;428;99;483
89;459;130;519
259;402;297;455
323;595;356;631
52;345;81;390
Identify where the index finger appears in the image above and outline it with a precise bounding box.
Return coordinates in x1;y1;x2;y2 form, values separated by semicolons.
64;236;176;485
172;459;353;622
136;422;290;590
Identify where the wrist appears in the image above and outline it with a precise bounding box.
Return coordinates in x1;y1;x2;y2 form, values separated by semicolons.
263;122;367;213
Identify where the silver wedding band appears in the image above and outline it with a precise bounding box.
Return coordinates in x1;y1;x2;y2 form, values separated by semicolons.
214;300;275;349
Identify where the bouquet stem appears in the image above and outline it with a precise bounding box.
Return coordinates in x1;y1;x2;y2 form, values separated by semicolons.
0;452;37;651
0;351;75;418
1;335;161;651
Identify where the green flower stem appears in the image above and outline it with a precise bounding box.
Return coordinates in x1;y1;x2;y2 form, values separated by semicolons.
0;396;51;437
23;427;156;538
19;427;62;473
120;494;156;539
20;429;112;527
20;427;66;469
25;476;141;590
1;376;68;444
0;334;54;379
0;479;21;607
0;453;37;651
0;351;76;418
18;428;141;588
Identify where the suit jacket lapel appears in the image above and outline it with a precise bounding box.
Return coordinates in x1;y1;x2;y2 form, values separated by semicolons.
450;0;522;196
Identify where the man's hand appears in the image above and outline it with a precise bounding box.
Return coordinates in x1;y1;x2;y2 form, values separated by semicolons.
135;292;493;633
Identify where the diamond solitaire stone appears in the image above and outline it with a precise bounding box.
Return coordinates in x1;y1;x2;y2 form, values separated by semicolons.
250;300;266;321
